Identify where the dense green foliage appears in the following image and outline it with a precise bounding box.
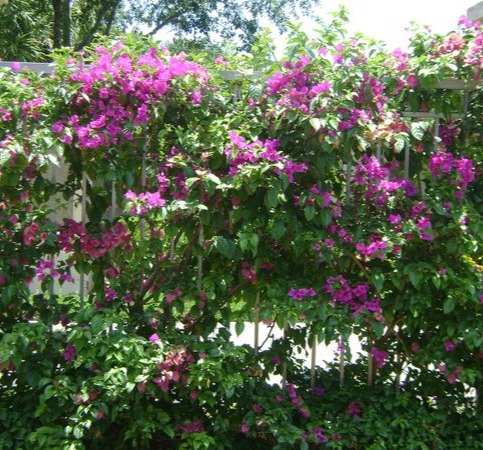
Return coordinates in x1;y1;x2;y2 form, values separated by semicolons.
0;11;482;449
0;0;321;61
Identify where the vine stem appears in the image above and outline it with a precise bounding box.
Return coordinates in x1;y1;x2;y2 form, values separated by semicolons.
197;223;203;293
258;321;275;350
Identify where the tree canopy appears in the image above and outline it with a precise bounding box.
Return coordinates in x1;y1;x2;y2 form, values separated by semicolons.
0;0;321;61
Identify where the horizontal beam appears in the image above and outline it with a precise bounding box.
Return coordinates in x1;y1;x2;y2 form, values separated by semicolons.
0;61;55;73
401;111;465;119
0;61;480;91
435;78;479;90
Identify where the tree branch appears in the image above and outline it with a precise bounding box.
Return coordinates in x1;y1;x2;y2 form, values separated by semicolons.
75;0;121;50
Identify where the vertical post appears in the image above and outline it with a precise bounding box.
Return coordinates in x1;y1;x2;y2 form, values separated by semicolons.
463;90;470;146
339;336;345;386
367;338;374;386
254;291;260;355
48;157;57;298
310;336;317;388
79;172;87;307
404;144;410;180
281;319;288;388
395;352;401;394
110;180;116;221
433;117;440;144
376;142;381;162
140;144;147;240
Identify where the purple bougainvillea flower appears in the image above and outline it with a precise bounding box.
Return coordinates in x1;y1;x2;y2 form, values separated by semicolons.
149;333;160;342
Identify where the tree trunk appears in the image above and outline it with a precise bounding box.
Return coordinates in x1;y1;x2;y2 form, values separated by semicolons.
51;0;62;48
61;0;71;47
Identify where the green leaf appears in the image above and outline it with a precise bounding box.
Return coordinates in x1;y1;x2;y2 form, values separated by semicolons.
410;121;427;140
235;321;245;336
205;173;221;185
239;232;259;256
185;177;200;188
321;209;333;226
304;206;315;221
372;321;385;338
264;187;278;209
443;298;455;314
372;272;384;291
408;271;421;288
300;441;309;450
215;236;236;259
271;221;286;241
91;315;104;334
394;137;405;153
309;117;323;132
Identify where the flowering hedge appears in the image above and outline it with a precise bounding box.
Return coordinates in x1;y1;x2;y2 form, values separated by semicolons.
0;12;483;449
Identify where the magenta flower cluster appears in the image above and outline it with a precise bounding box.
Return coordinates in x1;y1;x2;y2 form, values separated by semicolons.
124;189;166;215
288;287;317;301
152;347;195;393
352;155;418;207
52;45;208;150
266;54;331;112
323;276;381;316
370;347;389;369
226;131;307;182
57;220;130;259
428;150;476;190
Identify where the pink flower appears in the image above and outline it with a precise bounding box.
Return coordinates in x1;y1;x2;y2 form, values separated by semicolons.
252;404;263;414
63;344;77;363
371;347;388;369
446;367;463;384
347;401;361;417
288;287;317;301
416;217;431;230
11;62;21;71
149;333;160;342
312;386;325;396
444;340;456;352
314;427;327;443
240;420;250;434
178;419;204;434
23;223;39;246
389;214;402;224
298;407;310;418
407;73;418;88
105;267;119;278
191;91;202;104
